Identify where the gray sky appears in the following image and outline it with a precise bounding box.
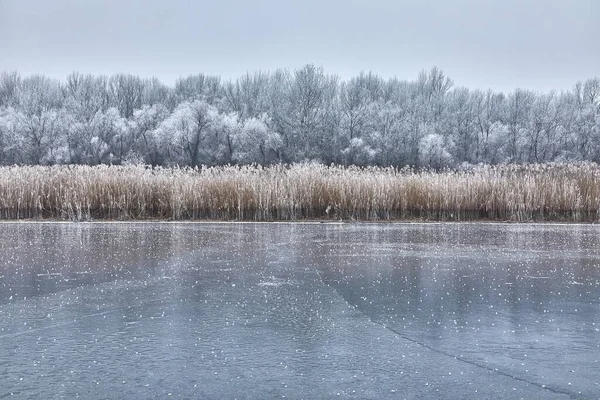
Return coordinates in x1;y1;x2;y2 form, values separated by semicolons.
0;0;598;93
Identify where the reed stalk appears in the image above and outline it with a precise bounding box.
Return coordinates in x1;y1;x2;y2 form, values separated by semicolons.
0;163;599;222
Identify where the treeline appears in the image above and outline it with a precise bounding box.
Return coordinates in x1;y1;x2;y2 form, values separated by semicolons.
0;66;599;168
1;163;598;221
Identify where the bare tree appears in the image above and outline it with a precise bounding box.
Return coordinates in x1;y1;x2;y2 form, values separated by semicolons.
108;74;145;118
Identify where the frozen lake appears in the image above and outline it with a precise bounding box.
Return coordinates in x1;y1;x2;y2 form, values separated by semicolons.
1;222;599;399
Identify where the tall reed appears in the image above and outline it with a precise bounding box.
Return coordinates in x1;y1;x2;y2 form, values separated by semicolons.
0;163;599;222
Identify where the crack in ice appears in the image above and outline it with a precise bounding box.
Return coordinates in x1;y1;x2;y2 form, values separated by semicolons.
316;268;577;399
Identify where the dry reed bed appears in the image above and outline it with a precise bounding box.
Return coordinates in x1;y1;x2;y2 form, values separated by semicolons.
0;163;599;221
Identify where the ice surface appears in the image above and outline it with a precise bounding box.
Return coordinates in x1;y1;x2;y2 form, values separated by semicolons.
0;222;598;399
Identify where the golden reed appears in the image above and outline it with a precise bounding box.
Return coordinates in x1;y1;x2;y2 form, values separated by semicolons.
0;163;599;222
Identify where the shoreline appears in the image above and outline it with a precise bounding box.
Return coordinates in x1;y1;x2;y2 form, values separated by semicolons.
0;219;597;226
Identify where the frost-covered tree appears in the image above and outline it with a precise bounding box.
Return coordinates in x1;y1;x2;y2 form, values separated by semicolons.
446;88;477;164
233;114;282;164
128;104;170;165
0;75;68;164
358;100;410;166
141;77;174;109
0;107;68;164
418;133;453;169
417;67;453;133
174;74;222;104
17;75;63;115
154;100;222;166
504;89;533;162
0;71;21;108
0;67;599;168
274;65;338;162
341;137;380;165
223;71;270;120
0;107;20;163
339;72;384;143
107;74;144;118
67;107;126;164
524;92;561;163
62;73;109;123
473;90;505;163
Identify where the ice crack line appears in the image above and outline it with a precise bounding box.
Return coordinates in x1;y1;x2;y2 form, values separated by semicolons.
315;269;577;399
0;296;167;340
0;308;123;340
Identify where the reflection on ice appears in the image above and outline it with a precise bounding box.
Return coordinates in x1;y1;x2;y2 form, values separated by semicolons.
0;222;599;399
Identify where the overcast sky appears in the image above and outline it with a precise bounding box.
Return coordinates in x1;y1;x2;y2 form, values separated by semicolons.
0;0;598;93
